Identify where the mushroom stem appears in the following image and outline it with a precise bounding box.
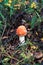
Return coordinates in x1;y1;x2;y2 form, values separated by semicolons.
19;36;25;44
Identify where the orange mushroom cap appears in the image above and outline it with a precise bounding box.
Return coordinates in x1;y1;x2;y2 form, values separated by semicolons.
16;25;27;36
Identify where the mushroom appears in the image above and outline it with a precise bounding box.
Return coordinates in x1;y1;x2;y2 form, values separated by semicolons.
34;51;43;63
16;25;27;45
34;51;43;59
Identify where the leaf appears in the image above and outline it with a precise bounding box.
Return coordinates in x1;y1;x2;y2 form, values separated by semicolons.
10;9;13;17
0;4;3;10
34;63;40;65
3;0;8;4
9;6;14;17
0;13;5;20
21;0;26;2
31;15;37;29
2;58;10;63
29;0;33;3
0;21;2;27
2;63;10;65
25;7;34;13
13;0;18;4
41;0;43;2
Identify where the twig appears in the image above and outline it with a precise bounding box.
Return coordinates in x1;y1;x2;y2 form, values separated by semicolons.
16;59;24;65
5;52;19;62
0;13;6;43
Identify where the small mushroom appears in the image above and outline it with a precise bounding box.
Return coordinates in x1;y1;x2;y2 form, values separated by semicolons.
34;51;43;63
16;25;27;45
34;52;43;59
